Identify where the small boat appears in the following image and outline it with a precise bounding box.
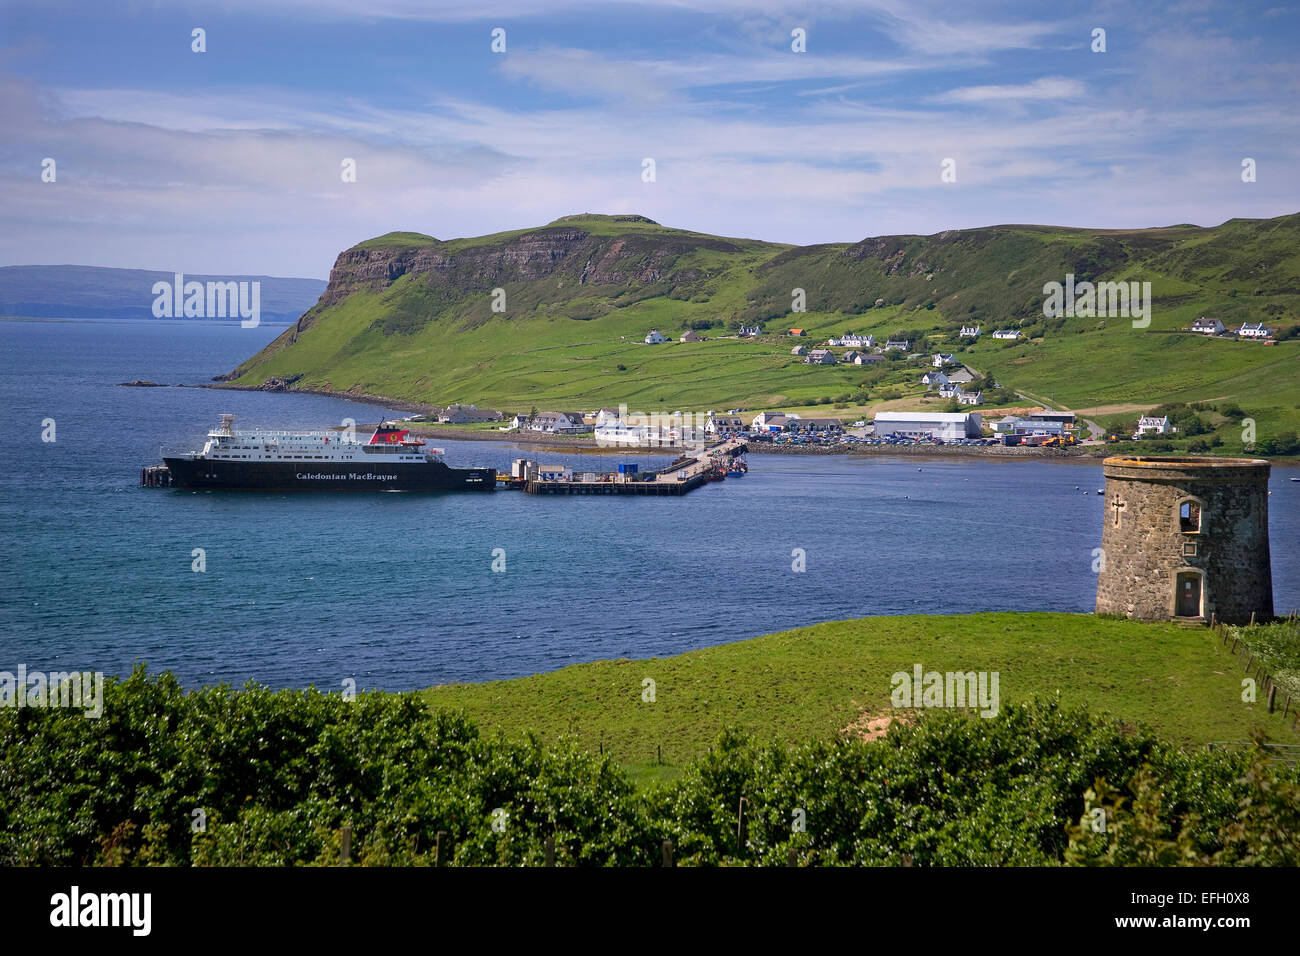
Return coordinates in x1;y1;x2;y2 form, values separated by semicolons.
727;457;748;476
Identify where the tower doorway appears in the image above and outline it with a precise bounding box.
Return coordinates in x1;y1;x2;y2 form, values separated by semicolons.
1176;572;1202;618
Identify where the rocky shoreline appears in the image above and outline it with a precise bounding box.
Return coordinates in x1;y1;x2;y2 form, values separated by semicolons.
744;442;1100;459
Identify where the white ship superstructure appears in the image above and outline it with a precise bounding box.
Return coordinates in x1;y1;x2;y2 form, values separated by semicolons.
195;414;440;464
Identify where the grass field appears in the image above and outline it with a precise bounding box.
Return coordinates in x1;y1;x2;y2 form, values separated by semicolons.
420;612;1300;787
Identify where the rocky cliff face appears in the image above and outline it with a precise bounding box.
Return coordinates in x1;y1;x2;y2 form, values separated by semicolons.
313;226;741;318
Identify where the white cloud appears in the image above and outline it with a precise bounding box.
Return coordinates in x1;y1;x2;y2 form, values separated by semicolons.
930;76;1086;104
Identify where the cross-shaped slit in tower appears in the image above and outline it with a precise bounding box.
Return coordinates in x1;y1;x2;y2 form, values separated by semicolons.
1112;495;1126;527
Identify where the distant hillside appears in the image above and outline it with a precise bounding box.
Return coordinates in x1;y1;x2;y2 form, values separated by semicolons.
226;212;1300;445
0;265;326;322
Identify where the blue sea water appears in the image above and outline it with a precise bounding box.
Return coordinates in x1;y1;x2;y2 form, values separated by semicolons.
1;319;1297;691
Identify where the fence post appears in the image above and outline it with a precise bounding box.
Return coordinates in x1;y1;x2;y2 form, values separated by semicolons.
1244;653;1253;674
736;797;747;854
340;824;352;866
435;830;447;866
662;839;674;867
1267;684;1277;714
545;835;555;867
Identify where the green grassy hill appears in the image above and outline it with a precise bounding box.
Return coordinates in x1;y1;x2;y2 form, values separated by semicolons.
421;612;1300;786
229;212;1300;445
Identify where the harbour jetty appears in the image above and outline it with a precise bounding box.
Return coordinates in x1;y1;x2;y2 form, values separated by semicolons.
502;441;747;496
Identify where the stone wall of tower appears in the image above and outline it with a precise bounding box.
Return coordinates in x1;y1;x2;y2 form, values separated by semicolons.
1095;457;1272;624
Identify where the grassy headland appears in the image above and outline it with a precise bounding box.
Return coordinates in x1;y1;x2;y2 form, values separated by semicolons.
227;213;1300;455
421;612;1300;786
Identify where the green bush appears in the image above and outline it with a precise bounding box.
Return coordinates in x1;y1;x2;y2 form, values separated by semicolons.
2;673;1296;866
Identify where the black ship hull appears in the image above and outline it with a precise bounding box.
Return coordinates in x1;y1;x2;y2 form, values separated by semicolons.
162;456;496;492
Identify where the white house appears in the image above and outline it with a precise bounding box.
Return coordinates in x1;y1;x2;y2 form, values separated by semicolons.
529;412;591;434
873;411;982;441
644;330;667;344
932;353;957;367
937;383;962;399
884;339;910;351
842;350;861;363
992;329;1020;340
957;390;983;406
959;325;982;338
705;414;746;437
806;349;837;365
829;333;874;348
921;370;949;388
738;325;763;337
1190;317;1225;335
1135;416;1174;436
752;411;797;432
855;354;886;365
1237;322;1273;339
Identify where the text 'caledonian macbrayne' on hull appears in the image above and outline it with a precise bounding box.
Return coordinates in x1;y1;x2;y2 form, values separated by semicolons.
158;415;496;492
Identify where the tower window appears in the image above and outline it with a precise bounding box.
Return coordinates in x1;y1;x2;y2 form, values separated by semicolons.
1179;500;1201;533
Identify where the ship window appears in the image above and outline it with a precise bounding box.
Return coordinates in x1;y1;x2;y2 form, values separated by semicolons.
1179;500;1202;533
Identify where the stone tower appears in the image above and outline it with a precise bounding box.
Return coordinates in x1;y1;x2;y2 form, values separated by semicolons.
1095;456;1272;624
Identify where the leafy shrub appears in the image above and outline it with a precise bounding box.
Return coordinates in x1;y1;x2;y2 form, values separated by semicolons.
2;674;1295;867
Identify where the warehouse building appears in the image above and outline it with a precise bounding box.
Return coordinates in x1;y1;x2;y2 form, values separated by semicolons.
872;411;982;441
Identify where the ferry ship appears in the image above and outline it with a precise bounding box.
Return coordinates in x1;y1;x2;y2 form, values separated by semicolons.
162;415;496;492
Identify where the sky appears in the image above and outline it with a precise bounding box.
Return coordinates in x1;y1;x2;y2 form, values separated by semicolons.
1;0;1297;278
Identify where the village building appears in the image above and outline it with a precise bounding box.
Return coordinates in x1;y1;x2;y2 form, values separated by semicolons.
738;325;763;337
1135;415;1174;437
801;417;845;435
680;330;704;342
957;390;983;406
937;383;962;399
705;414;746;437
829;333;874;348
436;403;502;424
992;329;1020;340
791;345;808;356
529;411;592;434
854;354;886;365
1190;317;1225;335
644;330;667;344
932;353;957;367
921;370;949;388
806;349;837;365
959;325;982;338
873;411;982;441
884;339;910;351
789;328;806;337
1237;322;1273;339
752;411;797;432
1027;410;1076;426
946;368;976;385
842;349;861;363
